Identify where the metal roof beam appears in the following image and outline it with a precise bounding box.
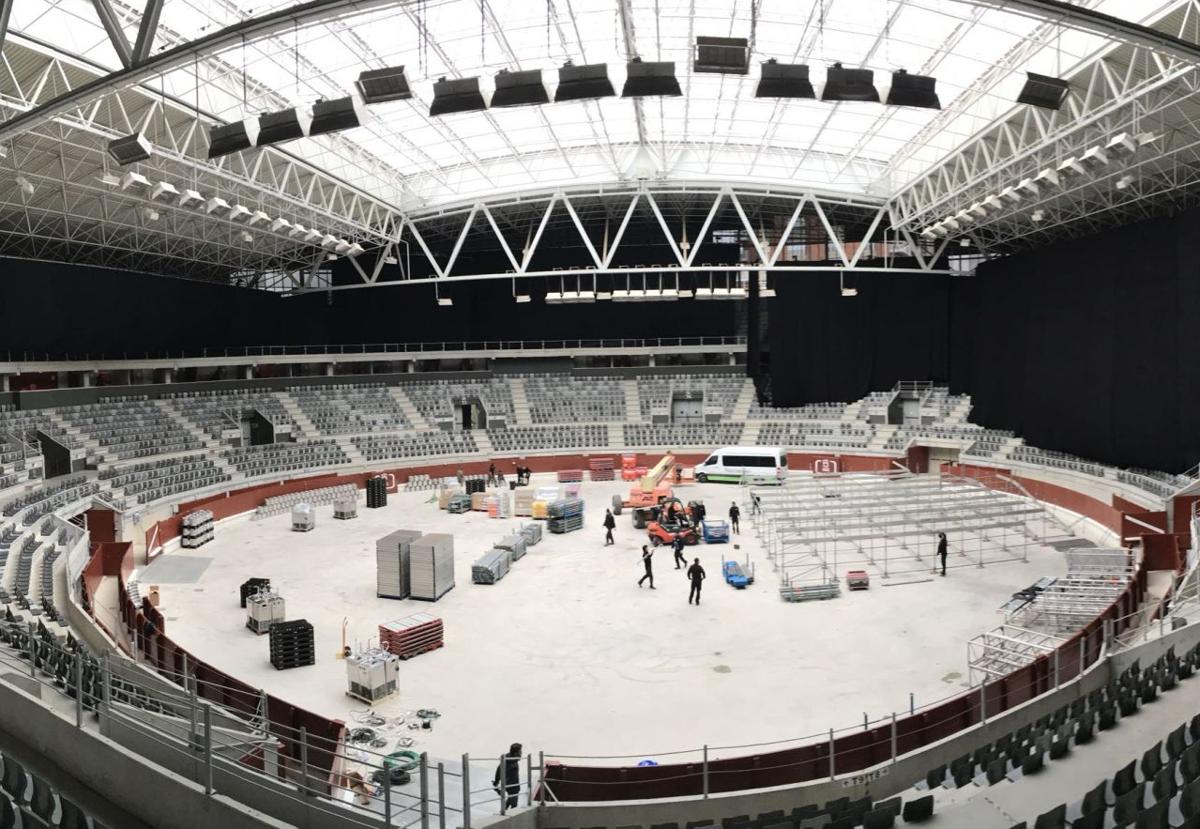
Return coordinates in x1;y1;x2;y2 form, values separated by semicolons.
131;0;165;65
0;0;12;58
89;0;132;69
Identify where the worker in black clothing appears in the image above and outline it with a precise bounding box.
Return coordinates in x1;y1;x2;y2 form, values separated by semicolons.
492;743;522;810
603;508;616;546
638;545;655;589
937;532;948;576
672;533;687;569
729;501;740;534
751;493;762;516
687;558;706;605
488;462;496;486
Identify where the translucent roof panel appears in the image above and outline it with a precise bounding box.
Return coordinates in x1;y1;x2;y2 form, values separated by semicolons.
7;0;1185;211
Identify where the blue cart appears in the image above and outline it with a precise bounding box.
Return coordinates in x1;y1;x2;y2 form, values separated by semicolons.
722;558;754;589
701;519;730;543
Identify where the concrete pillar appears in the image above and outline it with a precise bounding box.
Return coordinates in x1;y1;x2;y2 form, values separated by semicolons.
57;371;70;388
407;362;415;374
649;355;656;367
1;374;9;392
244;365;254;380
161;369;174;384
326;363;335;377
729;354;737;365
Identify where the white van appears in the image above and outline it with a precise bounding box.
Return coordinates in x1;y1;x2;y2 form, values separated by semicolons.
695;446;788;485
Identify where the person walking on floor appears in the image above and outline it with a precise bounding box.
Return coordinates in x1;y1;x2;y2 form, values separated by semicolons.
492;743;522;811
672;533;687;569
603;508;616;546
638;545;655;589
687;557;706;605
729;501;740;534
937;531;948;576
456;468;465;488
751;493;762;516
488;462;496;486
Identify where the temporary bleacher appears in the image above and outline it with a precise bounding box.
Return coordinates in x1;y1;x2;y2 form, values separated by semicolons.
220;440;348;476
288;383;409;435
521;374;626;423
98;454;230;505
352;431;477;462
253;483;358;519
60;399;202;460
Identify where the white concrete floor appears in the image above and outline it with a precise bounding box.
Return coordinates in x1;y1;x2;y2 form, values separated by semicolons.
146;475;1070;769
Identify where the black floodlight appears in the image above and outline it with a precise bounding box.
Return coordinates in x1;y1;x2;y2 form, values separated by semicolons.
821;62;879;102
1017;72;1070;110
430;76;488;116
356;66;412;104
309;96;367;136
255;107;312;146
621;58;681;98
491;69;550;107
755;59;815;98
107;132;153;165
885;69;940;110
207;119;260;159
554;62;615;101
694;36;749;74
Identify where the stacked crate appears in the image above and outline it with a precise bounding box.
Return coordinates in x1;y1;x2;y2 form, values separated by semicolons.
246;590;285;634
547;498;585;534
620;453;640;481
269;619;315;670
472;549;511;584
514;489;534;517
495;534;528;562
345;648;399;702
366;477;388;509
470;492;488;511
376;529;422;599
379;613;444;659
487;493;511;518
239;577;270;608
181;509;214;549
556;469;583;483
588;457;615;481
518;523;542;547
409;533;455;601
333;496;357;520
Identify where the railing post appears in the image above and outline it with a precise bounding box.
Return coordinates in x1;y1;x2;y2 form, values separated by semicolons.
74;651;83;728
299;726;309;800
101;652;111;710
539;751;546;806
702;745;709;798
462;753;471;829
1054;648;1060;689
980;684;987;724
384;771;392;827
203;704;213;796
189;676;198;749
890;713;898;764
526;753;533;806
828;729;836;780
438;762;446;828
419;752;429;829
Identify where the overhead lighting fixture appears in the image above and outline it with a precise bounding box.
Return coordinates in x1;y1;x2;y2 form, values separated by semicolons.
942;217;961;232
205;196;230;215
437;297;453;307
491;69;550;107
885;69;940;109
1057;156;1086;177
928;223;948;238
248;210;270;227
142;207;159;222
554;62;615;102
120;171;150;192
1017;72;1070;110
270;217;293;233
544;291;563;304
238;230;254;243
107;132;153;165
334;240;352;255
954;209;974;225
760;288;776;298
309;96;368;136
919;227;938;241
346;242;364;257
228;204;252;223
1031;209;1045;223
1116;174;1135;190
288;223;307;239
98;173;121;188
255;107;312;146
303;228;323;244
821;63;879;102
430;77;488;116
1080;146;1109;169
841;287;858;297
179;189;203;208
148;181;178;202
1136;132;1159;147
1016;178;1039;197
1034;167;1060;188
999;186;1022;204
356;66;412;104
755;60;815;98
207;119;260;159
982;194;1003;211
694;36;749;75
320;234;339;250
514;293;531;303
622;58;681;98
967;202;988;218
958;239;970;248
1106;132;1138;157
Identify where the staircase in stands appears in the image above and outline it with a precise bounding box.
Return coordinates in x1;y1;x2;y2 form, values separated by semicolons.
386;387;430;431
277;392;319;437
622;380;641;423
508;378;533;426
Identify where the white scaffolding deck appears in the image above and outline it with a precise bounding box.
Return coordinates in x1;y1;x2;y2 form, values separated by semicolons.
1001;547;1134;635
967;624;1066;685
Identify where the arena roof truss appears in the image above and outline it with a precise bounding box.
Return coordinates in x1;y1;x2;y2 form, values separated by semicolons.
3;0;1200;281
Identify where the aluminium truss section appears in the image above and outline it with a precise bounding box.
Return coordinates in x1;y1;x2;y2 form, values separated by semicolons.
967;624;1065;686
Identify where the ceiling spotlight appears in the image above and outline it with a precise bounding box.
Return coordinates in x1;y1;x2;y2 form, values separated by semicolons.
968;202;988;218
437;297;453;307
228;204;252;222
1080;146;1109;169
954;209;974;225
840;286;858;297
999;186;1022;204
239;230;254;243
919;227;938;240
622;58;682;98
430;77;488;116
149;181;179;201
270;217;293;233
1016;177;1039;197
120;171;150;192
694;36;749;75
309;96;369;135
319;233;339;249
204;196;230;215
942;217;961;232
1031;209;1045;223
982;194;1003;211
142;207;159;222
247;210;270;227
554;62;615;102
885;69;940;110
822;62;879;102
1057;156;1086;177
491;69;550;107
303;228;323;244
98;173;121;188
1116;174;1135;190
1016;72;1069;110
288;223;307;238
514;294;531;303
178;189;203;208
1034;167;1060;188
107;132;153;165
356;66;412;104
334;239;352;255
755;60;815;99
1106;132;1138;157
346;242;364;257
14;176;33;197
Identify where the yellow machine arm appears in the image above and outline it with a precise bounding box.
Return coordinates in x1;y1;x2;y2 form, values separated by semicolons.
640;453;675;493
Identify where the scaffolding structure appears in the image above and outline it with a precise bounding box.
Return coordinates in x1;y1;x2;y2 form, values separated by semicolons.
1005;548;1134;635
752;470;1055;592
967;625;1065;685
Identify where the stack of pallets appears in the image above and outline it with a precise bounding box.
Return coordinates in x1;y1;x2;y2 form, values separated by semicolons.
377;529;422;599
547;497;585;534
557;469;583;483
269;619;314;670
409;533;455;601
239;578;270;608
472;549;511;584
379;613;444;660
514;490;534;517
588;457;615;481
366;477;388;509
333;496;357;520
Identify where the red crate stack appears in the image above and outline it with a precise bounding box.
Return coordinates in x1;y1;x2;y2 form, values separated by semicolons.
588;457;615;481
620;453;640;481
379;613;444;660
557;469;584;482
